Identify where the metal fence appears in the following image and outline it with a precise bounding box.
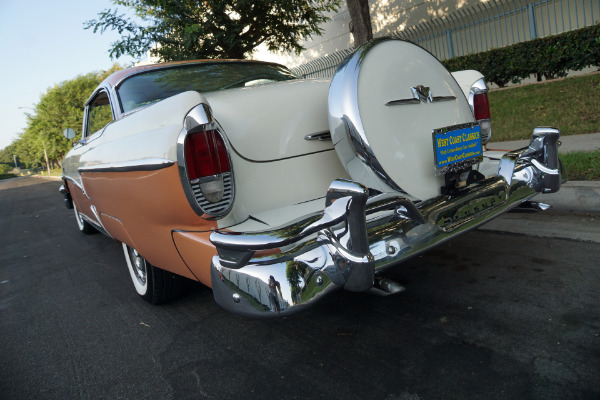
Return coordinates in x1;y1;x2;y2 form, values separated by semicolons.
292;0;600;78
291;48;354;79
398;0;600;60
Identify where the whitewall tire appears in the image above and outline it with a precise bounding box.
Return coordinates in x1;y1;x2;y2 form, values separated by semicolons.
121;243;185;304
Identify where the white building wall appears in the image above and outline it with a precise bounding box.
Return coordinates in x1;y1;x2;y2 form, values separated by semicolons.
253;0;486;68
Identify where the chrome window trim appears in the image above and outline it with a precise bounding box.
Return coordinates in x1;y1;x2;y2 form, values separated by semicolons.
111;60;295;91
81;106;90;141
78;158;175;173
177;103;235;219
108;86;122;120
113;61;297;115
82;87;117;141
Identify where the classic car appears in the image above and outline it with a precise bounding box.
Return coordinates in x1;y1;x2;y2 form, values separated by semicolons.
60;38;563;317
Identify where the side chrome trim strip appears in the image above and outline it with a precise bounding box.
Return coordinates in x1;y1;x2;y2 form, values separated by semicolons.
78;158;175;173
79;212;111;238
62;175;111;239
90;205;113;239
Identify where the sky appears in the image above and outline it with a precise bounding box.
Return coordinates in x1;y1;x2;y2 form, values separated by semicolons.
0;0;138;150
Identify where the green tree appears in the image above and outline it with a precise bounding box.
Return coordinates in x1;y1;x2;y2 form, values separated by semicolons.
0;142;20;169
1;65;122;169
85;0;342;61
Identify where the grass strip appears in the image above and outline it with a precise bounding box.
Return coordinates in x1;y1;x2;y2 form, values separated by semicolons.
561;150;600;181
489;73;600;142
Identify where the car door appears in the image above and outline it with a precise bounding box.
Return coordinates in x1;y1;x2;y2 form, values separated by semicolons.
62;88;115;186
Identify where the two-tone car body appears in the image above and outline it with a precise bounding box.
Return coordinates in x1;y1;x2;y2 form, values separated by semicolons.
60;38;563;317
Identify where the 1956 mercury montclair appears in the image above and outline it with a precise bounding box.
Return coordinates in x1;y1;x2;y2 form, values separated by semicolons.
60;38;563;317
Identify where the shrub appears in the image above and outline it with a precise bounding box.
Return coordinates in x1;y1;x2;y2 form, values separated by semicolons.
444;24;600;87
0;164;13;174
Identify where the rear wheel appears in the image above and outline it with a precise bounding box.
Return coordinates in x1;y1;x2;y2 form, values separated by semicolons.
122;243;184;304
73;202;96;234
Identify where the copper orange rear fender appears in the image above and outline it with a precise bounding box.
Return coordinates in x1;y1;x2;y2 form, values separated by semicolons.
81;165;217;283
67;181;96;223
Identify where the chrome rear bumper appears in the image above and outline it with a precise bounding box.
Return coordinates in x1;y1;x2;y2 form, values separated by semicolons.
210;128;562;317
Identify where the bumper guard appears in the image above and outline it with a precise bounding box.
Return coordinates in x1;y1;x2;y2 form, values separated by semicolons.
210;127;562;317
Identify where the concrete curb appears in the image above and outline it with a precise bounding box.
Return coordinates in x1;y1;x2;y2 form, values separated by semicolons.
488;133;600;213
536;181;600;213
32;175;63;181
487;132;600;154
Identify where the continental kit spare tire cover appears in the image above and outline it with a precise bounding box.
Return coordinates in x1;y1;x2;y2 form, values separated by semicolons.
327;38;475;200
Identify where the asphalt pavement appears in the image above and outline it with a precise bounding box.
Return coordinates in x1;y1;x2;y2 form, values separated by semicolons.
2;132;599;399
1;176;599;400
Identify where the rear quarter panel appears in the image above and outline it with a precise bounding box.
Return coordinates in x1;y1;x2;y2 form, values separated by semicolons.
63;91;217;283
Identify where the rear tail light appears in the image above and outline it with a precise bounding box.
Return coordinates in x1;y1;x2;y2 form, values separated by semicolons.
469;79;492;144
473;92;490;120
185;129;230;203
178;104;234;218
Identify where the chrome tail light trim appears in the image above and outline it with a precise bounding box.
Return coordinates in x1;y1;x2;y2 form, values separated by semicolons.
468;78;492;144
177;104;235;219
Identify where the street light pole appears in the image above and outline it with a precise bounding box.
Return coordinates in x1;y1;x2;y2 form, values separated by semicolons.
43;143;51;175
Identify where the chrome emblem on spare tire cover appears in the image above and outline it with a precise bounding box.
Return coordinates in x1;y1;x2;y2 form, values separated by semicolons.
327;38;475;200
411;85;433;103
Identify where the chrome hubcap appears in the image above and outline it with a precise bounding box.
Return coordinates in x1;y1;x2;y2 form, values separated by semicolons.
129;248;147;285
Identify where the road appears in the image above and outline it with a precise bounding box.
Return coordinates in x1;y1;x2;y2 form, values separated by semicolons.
1;177;599;400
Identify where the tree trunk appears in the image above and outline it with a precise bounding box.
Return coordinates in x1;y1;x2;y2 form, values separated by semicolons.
347;0;373;48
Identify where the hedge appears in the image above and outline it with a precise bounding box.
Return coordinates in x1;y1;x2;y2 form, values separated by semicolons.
0;164;13;174
443;24;600;87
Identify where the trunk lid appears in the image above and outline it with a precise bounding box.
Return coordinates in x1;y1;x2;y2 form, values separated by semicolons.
204;79;333;162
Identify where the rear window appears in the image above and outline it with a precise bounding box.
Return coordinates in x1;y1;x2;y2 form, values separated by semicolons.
117;62;297;113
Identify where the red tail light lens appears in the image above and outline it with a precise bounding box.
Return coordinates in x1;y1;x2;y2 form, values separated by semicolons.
473;92;491;120
178;104;235;217
184;129;230;182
